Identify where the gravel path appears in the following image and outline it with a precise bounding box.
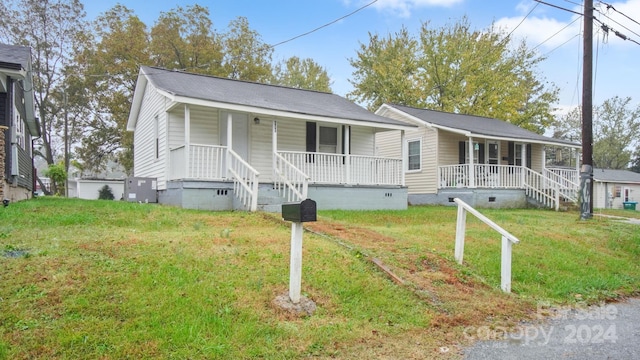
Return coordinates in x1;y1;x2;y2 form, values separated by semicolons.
463;298;640;359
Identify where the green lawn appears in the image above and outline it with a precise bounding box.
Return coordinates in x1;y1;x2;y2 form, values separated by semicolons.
1;198;638;359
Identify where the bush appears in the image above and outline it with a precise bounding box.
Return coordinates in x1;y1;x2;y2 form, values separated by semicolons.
98;185;115;200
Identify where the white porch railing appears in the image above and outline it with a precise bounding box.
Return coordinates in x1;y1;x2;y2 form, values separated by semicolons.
439;164;523;188
454;198;519;293
278;151;403;186
544;168;579;203
524;168;560;210
169;144;226;180
228;149;260;211
169;144;259;211
273;152;309;202
439;164;579;210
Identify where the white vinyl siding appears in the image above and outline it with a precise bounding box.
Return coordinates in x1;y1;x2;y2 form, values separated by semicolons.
350;127;375;155
132;81;167;188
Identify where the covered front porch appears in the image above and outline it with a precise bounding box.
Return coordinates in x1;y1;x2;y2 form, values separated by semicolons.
436;135;581;210
166;107;408;211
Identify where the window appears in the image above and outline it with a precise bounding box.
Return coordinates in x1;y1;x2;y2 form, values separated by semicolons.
14;113;25;149
154;115;159;159
459;141;482;164
614;185;621;198
514;143;523;166
487;141;499;165
407;139;421;171
318;126;338;153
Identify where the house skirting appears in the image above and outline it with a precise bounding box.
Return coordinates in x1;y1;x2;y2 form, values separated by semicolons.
409;189;527;209
159;180;408;212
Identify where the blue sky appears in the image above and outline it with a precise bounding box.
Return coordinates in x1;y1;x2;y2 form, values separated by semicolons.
84;0;640;113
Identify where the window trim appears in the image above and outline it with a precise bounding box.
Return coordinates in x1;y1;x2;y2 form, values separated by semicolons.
317;125;340;154
406;138;422;172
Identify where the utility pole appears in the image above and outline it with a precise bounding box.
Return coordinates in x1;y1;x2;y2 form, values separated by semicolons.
580;0;594;220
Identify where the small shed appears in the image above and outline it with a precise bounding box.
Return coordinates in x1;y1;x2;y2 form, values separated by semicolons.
592;169;640;209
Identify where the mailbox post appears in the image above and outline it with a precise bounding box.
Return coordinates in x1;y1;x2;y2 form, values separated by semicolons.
282;199;317;304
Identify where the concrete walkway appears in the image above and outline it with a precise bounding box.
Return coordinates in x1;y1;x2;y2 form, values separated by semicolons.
463;298;640;359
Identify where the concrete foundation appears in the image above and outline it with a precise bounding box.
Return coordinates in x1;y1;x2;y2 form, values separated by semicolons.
409;189;527;209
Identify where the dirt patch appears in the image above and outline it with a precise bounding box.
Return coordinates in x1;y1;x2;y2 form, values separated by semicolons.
272;292;317;318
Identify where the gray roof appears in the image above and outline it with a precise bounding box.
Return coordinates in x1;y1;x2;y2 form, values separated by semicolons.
140;66;412;128
593;168;640;184
0;43;30;71
388;104;579;147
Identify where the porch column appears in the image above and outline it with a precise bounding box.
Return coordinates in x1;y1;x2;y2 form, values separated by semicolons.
521;143;527;186
226;112;233;178
272;120;278;173
344;125;351;184
468;137;475;188
400;130;406;186
184;104;191;177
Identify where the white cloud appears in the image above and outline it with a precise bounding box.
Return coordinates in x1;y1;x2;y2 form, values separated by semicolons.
367;0;464;18
495;15;581;50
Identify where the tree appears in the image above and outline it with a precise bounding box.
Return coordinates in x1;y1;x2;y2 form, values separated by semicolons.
149;5;224;75
272;56;332;92
592;97;640;169
630;150;640;173
73;5;151;174
43;163;67;196
0;0;88;193
221;17;273;82
550;96;640;169
349;27;420;106
98;185;115;200
348;17;559;133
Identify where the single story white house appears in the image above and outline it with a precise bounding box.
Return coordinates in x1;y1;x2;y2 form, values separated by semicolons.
593;168;640;209
126;66;416;211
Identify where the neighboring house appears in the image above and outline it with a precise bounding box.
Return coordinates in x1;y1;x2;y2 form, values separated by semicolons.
66;159;126;200
126;66;415;211
592;168;640;209
375;104;581;209
0;43;40;202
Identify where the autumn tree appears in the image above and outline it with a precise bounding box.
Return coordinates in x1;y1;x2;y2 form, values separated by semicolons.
592;97;640;169
73;5;150;174
551;96;640;169
149;5;224;75
222;17;273;82
0;0;88;192
272;56;332;92
349;17;559;134
349;27;419;105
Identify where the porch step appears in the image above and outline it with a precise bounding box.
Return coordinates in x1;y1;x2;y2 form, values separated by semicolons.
256;184;287;213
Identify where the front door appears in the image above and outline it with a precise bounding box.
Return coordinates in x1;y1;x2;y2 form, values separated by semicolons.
220;112;249;160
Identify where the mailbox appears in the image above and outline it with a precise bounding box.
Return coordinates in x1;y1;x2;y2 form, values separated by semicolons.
282;199;317;222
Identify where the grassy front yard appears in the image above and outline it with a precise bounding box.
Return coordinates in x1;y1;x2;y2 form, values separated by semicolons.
1;198;638;359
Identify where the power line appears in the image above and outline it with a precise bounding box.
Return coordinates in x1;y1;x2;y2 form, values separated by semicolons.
535;0;640;45
533;16;581;50
562;0;584;7
534;0;584;16
595;3;640;39
598;1;640;27
595;18;640;45
270;0;378;48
